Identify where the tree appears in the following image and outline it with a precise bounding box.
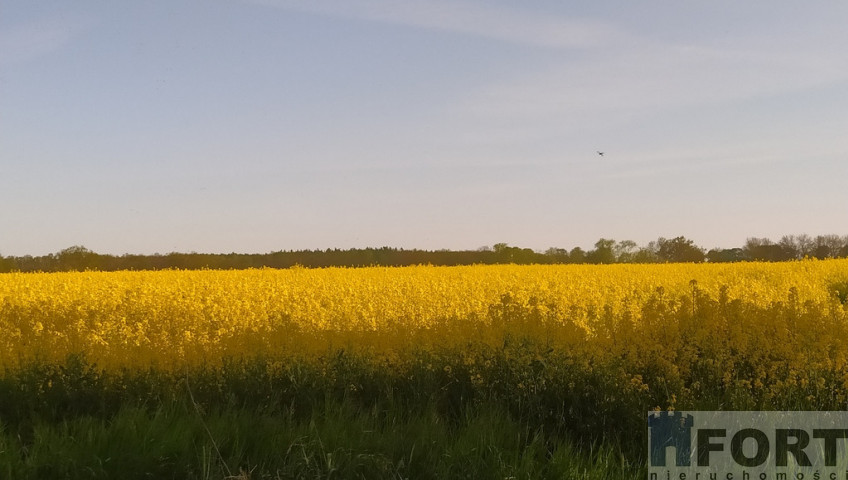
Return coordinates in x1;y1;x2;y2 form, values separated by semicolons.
812;234;845;259
587;238;616;264
569;247;587;264
632;241;660;263
614;240;638;263
744;237;790;262
544;247;569;264
706;248;748;263
775;234;815;259
491;243;538;264
0;254;13;272
778;235;801;260
656;236;705;263
56;245;101;271
794;234;816;258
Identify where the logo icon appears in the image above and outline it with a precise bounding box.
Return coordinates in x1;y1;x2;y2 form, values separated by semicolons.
648;411;694;467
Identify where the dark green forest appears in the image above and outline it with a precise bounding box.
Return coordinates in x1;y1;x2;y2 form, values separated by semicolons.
1;234;847;273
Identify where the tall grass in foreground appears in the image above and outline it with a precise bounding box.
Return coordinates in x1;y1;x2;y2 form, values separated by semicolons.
0;400;640;479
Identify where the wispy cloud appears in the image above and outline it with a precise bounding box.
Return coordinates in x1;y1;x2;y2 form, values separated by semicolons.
0;17;89;66
248;0;627;49
456;36;848;146
459;42;848;124
248;1;848;158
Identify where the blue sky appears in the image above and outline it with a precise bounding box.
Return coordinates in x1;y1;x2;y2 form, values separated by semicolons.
2;1;847;256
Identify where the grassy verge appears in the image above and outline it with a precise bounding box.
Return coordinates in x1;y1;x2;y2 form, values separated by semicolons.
0;344;651;479
0;398;641;479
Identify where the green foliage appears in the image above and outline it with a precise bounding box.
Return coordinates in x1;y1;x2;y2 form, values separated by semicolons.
3;233;847;271
656;236;705;263
0;400;640;479
833;281;848;305
587;238;616;264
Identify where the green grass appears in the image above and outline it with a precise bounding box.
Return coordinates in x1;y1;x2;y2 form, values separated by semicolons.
0;351;648;478
0;399;642;479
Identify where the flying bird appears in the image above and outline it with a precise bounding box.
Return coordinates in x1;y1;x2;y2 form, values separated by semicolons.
597;151;604;156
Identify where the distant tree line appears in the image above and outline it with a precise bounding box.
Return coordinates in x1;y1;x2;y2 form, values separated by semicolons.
1;234;847;273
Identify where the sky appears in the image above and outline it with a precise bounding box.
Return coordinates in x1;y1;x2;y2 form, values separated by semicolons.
2;1;847;256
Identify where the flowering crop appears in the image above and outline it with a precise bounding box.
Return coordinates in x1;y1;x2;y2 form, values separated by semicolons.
2;261;846;376
3;260;848;413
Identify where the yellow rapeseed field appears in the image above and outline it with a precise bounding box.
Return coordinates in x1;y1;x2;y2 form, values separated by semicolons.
2;260;847;388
